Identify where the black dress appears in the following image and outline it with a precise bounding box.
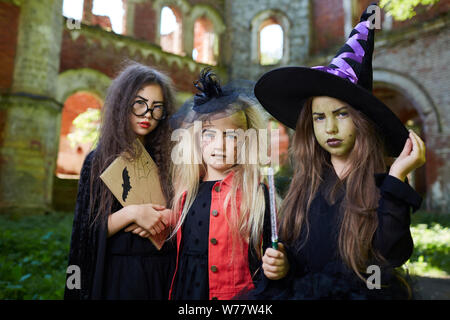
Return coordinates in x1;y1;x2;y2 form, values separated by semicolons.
64;150;176;300
243;166;422;300
171;181;272;300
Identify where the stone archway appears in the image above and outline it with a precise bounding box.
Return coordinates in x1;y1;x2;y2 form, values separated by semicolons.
56;91;103;177
56;68;111;103
373;68;441;135
52;69;110;211
373;68;444;211
55;68;110;175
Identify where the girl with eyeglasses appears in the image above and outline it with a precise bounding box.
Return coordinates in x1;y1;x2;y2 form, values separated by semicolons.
65;62;177;300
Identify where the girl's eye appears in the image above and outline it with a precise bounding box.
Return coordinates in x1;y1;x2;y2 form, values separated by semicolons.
337;111;348;118
136;100;146;105
202;131;216;139
314;116;325;121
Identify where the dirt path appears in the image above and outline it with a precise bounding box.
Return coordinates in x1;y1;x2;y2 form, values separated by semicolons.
413;276;450;300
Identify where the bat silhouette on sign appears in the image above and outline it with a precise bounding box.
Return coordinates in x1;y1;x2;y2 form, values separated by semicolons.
121;167;132;202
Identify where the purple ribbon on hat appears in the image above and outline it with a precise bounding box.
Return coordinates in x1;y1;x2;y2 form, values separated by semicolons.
312;20;370;84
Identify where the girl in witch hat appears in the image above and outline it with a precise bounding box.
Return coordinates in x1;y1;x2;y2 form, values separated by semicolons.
247;5;426;299
64;62;177;300
166;68;273;300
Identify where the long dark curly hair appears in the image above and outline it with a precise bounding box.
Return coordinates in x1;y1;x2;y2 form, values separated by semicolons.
89;62;176;225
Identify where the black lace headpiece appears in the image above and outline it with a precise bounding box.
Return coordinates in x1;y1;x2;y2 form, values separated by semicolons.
170;68;261;129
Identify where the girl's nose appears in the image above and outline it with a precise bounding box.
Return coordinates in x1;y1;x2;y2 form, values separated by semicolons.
326;117;338;134
213;133;225;149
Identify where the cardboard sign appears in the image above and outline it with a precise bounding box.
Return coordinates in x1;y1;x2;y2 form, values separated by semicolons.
100;139;167;250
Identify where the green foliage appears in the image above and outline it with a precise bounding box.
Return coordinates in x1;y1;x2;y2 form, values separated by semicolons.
0;212;73;300
274;164;294;198
405;212;450;277
380;0;441;21
67;108;100;148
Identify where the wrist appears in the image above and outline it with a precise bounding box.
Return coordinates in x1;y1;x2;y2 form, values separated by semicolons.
388;169;406;182
128;205;139;223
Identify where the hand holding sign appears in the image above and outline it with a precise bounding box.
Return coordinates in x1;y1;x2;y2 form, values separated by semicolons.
100;139;168;249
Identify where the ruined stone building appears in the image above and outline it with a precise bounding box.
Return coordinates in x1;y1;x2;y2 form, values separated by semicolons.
0;0;449;214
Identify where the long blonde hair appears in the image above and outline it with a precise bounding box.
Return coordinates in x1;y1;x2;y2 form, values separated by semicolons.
170;104;267;257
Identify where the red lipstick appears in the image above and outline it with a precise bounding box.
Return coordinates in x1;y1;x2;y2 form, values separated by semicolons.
139;121;150;128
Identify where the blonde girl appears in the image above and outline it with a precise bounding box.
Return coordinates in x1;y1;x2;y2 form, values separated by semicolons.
167;69;272;300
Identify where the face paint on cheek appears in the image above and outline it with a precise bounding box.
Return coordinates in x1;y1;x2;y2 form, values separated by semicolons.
313;118;357;156
342;133;356;154
313;123;327;147
337;119;356;155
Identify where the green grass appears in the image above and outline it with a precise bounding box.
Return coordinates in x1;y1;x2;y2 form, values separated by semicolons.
0;212;73;300
0;210;448;299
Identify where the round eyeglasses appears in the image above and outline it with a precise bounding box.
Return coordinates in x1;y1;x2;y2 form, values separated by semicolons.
131;99;167;121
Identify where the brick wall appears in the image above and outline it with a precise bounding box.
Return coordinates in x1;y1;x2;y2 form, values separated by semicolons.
373;26;450;211
0;2;20;92
133;2;157;42
310;0;448;55
59;27;202;94
311;0;345;54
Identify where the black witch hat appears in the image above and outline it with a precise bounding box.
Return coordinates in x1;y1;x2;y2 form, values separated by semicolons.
254;5;408;156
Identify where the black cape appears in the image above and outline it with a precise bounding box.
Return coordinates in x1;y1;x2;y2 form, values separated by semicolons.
64;150;176;300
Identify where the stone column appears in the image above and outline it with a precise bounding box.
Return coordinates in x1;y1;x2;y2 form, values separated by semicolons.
1;0;63;216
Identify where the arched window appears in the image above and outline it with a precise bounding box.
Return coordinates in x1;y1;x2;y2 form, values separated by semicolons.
259;20;284;65
160;6;183;55
56;92;102;177
251;10;290;66
192;16;217;65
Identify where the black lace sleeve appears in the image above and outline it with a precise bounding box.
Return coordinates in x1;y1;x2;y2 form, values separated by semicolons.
372;173;422;268
64;151;100;300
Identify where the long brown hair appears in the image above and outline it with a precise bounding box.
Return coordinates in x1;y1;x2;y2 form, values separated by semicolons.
279;97;387;279
88;62;176;225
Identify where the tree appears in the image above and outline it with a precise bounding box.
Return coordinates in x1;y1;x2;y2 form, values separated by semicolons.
67;108;101;148
379;0;441;21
